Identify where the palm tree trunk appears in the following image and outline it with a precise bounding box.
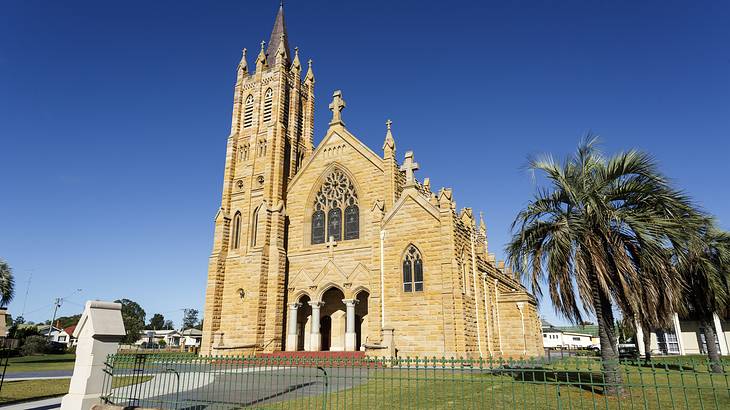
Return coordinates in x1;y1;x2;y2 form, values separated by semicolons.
592;277;624;396
701;314;723;374
642;323;652;363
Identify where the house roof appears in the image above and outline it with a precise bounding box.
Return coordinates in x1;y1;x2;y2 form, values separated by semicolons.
181;328;202;336
64;325;77;335
556;325;599;337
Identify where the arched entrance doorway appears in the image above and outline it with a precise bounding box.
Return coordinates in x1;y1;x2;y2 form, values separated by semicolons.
355;290;369;350
320;316;332;351
296;295;311;351
320;287;346;351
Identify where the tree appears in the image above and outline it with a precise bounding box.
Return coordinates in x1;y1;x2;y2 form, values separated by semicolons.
148;313;166;330
182;309;199;330
675;225;730;373
0;259;15;307
55;314;81;329
115;299;146;344
507;138;700;395
163;320;174;330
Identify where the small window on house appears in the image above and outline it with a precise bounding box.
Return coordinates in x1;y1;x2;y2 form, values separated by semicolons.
262;88;273;123
231;211;242;249
243;95;254;128
403;245;424;292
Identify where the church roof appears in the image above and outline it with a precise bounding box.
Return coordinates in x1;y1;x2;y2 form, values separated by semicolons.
266;3;290;66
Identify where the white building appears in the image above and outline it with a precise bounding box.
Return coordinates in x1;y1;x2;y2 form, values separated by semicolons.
542;321;597;350
181;328;202;349
135;329;182;347
637;313;730;356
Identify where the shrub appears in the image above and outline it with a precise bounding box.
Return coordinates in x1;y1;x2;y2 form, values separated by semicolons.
20;335;49;356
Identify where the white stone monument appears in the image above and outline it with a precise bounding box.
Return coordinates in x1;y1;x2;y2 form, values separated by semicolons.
0;308;8;339
60;301;126;410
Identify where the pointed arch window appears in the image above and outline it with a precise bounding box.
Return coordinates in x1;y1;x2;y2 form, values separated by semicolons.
311;168;359;244
251;205;261;247
243;95;254;128
461;250;470;295
231;211;242;249
311;210;325;244
262;88;273;123
403;245;424;292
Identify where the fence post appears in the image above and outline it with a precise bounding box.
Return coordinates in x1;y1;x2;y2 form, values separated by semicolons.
60;301;126;410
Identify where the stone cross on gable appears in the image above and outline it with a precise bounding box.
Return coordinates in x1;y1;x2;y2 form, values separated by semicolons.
326;235;337;259
400;151;419;187
329;90;346;125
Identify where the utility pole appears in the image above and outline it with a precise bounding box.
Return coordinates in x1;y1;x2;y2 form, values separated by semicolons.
47;298;62;336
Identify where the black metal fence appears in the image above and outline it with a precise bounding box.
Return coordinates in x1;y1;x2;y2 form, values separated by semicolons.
100;353;730;409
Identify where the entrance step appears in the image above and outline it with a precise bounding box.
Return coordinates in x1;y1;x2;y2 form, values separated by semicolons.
256;351;377;367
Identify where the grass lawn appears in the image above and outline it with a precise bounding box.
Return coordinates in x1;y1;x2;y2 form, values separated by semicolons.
0;376;152;405
4;353;76;373
265;361;730;409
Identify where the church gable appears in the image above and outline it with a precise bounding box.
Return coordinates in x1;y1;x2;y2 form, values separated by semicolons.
288;126;384;193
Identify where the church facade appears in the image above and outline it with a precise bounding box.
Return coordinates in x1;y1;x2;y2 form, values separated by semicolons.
201;5;543;358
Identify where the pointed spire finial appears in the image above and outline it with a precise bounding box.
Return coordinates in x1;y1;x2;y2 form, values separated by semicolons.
383;119;396;152
238;48;248;74
329;90;346;126
305;59;315;83
256;41;267;69
291;46;301;72
479;212;486;233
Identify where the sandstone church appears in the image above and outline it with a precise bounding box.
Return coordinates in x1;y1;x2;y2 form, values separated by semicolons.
201;4;543;358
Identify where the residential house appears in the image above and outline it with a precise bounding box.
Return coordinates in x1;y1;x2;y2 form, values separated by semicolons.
636;313;730;356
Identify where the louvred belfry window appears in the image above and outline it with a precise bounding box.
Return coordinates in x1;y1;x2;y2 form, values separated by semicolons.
243;95;254;128
262;88;273;123
311;168;359;244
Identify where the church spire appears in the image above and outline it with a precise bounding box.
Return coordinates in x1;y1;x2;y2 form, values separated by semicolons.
266;2;290;66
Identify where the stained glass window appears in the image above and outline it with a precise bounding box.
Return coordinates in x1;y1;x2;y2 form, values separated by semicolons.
327;208;342;241
344;205;359;240
311;168;359;244
403;245;423;292
311;210;325;244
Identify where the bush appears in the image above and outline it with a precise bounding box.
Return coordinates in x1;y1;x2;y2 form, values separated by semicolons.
46;341;67;354
20;335;49;356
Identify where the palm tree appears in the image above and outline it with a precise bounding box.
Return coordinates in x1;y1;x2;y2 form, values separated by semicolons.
674;225;730;374
0;259;14;307
625;248;680;363
507;138;700;395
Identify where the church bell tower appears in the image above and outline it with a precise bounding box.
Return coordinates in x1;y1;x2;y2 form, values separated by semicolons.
202;3;316;355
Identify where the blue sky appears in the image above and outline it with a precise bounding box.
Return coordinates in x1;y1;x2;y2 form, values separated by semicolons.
1;1;728;327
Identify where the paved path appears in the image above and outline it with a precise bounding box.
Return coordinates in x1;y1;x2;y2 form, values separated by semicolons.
0;397;61;410
3;370;73;380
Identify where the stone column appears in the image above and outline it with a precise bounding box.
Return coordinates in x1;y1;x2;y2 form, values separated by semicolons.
309;301;324;351
286;303;301;352
343;299;359;351
712;312;728;355
60;301;125;410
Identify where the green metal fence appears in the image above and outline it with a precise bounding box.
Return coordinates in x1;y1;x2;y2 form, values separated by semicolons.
100;353;730;409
